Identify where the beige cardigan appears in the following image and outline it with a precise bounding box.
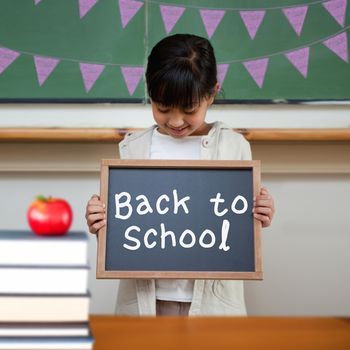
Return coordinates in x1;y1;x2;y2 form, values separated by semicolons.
116;121;252;316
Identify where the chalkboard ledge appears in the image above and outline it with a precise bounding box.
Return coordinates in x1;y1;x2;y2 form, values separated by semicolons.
0;128;350;142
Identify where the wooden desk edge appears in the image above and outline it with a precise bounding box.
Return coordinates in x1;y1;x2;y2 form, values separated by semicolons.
88;315;350;350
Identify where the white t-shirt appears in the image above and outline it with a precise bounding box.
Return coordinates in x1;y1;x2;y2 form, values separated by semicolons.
150;128;201;302
150;128;202;160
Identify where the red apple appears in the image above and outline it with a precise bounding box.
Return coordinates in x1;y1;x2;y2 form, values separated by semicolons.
27;196;73;236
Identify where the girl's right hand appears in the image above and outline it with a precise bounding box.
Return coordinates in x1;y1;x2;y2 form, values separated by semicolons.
85;194;106;234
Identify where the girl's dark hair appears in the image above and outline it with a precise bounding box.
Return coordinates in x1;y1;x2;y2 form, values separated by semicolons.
146;34;217;109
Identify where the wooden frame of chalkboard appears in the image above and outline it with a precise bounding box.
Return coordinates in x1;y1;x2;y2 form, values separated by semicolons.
97;159;262;280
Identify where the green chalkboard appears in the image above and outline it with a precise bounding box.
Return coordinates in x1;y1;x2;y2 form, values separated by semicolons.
0;0;349;103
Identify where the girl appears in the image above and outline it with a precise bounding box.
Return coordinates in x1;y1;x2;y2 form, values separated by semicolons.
86;34;275;316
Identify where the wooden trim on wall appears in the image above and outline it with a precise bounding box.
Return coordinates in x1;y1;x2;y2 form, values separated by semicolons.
237;128;350;141
0;128;131;142
0;128;350;142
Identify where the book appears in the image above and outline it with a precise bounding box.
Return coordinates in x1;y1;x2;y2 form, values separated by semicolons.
0;231;88;266
0;322;89;337
0;265;89;294
0;231;94;349
0;294;90;322
0;333;94;349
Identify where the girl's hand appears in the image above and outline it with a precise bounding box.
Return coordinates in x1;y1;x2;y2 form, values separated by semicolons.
253;187;275;228
85;194;106;234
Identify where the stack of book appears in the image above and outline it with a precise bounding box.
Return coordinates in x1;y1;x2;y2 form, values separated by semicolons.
0;230;94;349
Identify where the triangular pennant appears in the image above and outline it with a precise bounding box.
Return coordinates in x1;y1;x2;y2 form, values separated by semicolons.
282;5;308;36
243;58;269;88
79;0;98;18
285;47;310;78
323;32;349;62
79;63;105;93
121;66;144;95
118;0;144;28
160;5;185;34
217;64;229;89
239;10;266;40
34;0;42;5
199;9;225;38
323;0;347;27
34;56;60;86
0;48;20;74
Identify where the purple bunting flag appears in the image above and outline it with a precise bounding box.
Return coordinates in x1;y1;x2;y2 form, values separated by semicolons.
199;9;225;38
323;0;347;27
80;63;105;93
34;56;60;86
285;47;310;78
34;0;42;5
243;58;269;88
323;32;349;62
121;66;144;95
239;10;266;40
160;5;185;34
217;64;229;89
0;48;20;74
79;0;98;18
282;5;308;36
118;0;143;28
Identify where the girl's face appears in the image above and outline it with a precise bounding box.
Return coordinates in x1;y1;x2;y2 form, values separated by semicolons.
151;95;215;138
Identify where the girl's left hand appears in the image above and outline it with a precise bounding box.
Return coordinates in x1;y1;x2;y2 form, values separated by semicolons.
253;187;275;228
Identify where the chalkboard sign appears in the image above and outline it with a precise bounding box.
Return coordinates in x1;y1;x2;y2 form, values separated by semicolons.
97;159;262;280
0;0;349;102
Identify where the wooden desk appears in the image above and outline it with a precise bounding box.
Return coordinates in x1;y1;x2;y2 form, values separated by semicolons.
90;315;350;350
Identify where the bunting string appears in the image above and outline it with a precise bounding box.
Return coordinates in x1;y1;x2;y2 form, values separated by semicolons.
34;0;339;13
146;0;329;11
0;44;142;67
1;25;348;66
221;24;350;63
34;0;349;34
